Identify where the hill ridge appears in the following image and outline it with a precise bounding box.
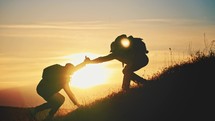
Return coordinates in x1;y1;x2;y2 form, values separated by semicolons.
57;54;215;121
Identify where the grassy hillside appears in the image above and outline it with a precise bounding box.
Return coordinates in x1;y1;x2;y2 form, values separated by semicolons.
1;52;214;121
55;52;215;121
0;106;33;121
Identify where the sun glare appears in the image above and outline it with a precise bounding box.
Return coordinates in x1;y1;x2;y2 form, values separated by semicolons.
121;38;130;48
64;53;111;89
71;64;110;89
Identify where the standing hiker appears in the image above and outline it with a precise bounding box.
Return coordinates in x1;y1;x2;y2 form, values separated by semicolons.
85;34;149;91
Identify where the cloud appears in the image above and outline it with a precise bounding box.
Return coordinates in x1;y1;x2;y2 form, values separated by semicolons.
1;19;207;32
0;21;117;30
126;18;210;26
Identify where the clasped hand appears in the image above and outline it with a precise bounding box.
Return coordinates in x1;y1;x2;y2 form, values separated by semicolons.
84;56;91;64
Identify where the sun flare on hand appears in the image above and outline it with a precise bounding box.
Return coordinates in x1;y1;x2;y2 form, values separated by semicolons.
64;53;112;89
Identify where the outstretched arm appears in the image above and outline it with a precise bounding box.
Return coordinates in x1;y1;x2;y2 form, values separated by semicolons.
72;56;90;72
73;62;86;72
88;53;115;64
63;83;80;107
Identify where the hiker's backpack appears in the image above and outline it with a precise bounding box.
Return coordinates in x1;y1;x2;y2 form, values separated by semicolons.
129;36;149;54
42;64;63;80
110;35;149;55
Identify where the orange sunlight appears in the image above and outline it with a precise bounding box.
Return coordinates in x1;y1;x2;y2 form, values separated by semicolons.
63;53;112;89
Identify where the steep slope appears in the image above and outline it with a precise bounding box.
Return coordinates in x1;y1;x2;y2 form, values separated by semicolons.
57;54;215;121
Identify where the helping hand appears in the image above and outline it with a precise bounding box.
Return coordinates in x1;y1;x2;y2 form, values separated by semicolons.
84;56;91;64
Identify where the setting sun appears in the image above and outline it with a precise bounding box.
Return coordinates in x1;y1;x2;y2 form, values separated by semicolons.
71;64;110;89
64;53;112;89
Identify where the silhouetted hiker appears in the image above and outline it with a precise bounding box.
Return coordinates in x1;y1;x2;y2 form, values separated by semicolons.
32;57;88;121
85;34;149;91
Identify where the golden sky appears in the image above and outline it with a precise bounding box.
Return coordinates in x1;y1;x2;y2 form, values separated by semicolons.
0;0;215;107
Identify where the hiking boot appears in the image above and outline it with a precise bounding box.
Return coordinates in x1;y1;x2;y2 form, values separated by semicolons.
133;78;147;87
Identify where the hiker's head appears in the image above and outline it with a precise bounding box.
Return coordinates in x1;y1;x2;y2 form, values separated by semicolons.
110;41;116;52
65;63;74;73
110;34;130;52
115;34;127;42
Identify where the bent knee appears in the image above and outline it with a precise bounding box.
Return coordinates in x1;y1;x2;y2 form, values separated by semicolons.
54;94;65;106
122;68;133;75
58;96;65;105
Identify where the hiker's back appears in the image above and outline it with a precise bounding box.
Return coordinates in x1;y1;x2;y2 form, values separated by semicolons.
129;36;149;55
42;64;63;80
